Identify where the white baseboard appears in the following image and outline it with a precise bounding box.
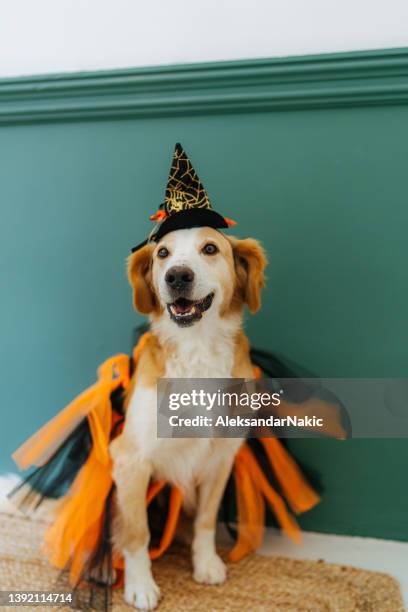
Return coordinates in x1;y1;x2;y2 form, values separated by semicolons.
0;473;21;513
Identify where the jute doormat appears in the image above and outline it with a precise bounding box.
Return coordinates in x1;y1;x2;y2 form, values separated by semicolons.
0;513;404;611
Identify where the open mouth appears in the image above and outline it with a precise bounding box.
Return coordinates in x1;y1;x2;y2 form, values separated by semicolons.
167;293;214;326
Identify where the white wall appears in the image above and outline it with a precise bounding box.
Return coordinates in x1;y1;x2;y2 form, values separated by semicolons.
1;0;407;78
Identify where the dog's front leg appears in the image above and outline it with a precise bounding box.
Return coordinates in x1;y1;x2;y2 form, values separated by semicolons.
111;439;160;611
192;453;234;585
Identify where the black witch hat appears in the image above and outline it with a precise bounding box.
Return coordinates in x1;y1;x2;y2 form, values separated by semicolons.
131;143;235;251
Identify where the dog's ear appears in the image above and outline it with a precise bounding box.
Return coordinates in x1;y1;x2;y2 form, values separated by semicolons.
230;237;267;313
127;244;156;314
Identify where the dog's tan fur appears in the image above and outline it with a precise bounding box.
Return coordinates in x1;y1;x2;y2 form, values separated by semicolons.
110;227;266;610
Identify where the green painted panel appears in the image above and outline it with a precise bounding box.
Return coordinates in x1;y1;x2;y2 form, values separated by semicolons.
1;95;407;540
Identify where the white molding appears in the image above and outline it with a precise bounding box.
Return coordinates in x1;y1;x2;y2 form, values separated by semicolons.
0;473;21;514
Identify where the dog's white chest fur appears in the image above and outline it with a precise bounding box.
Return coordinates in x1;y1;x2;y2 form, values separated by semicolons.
125;318;240;498
161;319;237;378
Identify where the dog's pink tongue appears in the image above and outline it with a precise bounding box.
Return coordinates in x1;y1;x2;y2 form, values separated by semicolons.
175;300;192;314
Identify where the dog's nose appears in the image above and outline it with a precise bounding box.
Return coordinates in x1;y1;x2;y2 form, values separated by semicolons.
165;266;195;292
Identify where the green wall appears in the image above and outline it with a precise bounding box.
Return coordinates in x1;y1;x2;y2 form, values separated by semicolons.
1;50;408;541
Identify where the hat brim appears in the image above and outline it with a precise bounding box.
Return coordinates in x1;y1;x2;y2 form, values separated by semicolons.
131;209;230;252
153;208;229;242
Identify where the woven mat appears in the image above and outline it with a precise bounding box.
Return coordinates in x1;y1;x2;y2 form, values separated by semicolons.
0;512;403;612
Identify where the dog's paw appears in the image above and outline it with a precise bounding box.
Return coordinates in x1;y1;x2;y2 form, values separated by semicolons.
193;553;227;585
124;578;161;610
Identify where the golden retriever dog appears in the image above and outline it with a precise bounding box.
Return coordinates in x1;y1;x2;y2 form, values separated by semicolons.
110;226;266;610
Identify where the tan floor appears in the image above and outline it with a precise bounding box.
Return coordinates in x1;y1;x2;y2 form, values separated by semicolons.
0;512;404;612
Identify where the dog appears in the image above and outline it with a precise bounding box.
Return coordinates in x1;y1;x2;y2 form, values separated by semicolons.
110;226;267;610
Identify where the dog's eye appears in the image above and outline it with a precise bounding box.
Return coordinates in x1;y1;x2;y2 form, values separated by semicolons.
157;247;169;259
202;243;218;255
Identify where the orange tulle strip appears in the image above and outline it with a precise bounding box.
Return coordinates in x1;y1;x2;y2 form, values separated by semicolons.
229;449;265;562
150;487;183;560
259;437;320;514
44;430;113;584
229;443;302;562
